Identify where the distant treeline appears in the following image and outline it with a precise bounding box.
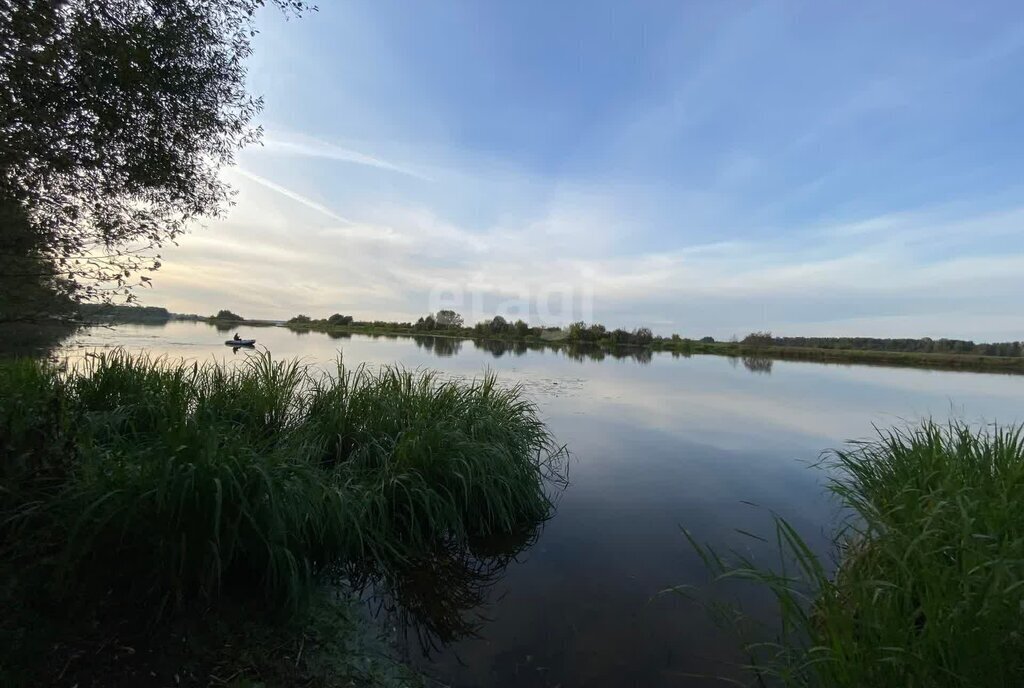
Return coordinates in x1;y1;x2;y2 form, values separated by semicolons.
280;311;1024;358
211;307;1024;362
412;312;661;347
741;331;1024;358
78;304;170;322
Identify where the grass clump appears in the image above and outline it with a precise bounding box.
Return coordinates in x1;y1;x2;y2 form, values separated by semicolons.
0;350;563;684
680;420;1024;687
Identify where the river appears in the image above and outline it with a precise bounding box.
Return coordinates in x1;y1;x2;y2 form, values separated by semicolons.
49;320;1024;686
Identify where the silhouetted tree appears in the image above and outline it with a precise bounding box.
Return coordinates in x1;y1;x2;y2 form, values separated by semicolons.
0;0;312;316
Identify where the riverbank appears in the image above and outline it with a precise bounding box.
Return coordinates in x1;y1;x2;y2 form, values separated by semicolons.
74;307;1024;374
680;340;1024;373
0;351;564;685
682;420;1024;687
281;321;1024;374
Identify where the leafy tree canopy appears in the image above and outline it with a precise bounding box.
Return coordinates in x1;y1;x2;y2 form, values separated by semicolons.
434;309;464;328
0;0;312;319
327;313;353;326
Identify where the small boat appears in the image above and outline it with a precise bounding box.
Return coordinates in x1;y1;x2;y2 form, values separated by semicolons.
225;339;256;346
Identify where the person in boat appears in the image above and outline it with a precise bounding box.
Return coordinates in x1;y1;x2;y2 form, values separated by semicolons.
233;333;241;342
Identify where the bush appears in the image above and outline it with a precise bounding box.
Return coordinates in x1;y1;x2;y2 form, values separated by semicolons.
212;309;243;321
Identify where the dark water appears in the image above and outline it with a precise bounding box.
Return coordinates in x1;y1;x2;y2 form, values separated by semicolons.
57;321;1024;686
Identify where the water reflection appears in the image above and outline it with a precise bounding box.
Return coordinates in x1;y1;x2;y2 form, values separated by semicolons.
472;338;530;358
742;355;773;374
414;334;463;357
564;343;653;365
359;523;543;654
0;321;80;358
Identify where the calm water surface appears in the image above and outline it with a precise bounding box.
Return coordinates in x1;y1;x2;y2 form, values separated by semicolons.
60;322;1024;686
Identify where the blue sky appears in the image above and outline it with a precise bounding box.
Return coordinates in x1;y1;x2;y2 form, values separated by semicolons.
152;1;1024;340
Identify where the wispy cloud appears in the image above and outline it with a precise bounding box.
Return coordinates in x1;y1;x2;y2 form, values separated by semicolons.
158;161;1024;340
259;131;433;181
146;3;1024;340
233;167;354;225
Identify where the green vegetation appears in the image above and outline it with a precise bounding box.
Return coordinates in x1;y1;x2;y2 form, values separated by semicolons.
271;310;1024;374
679;420;1024;687
752;331;1024;357
78;303;171;322
0;351;563;685
211;308;245;322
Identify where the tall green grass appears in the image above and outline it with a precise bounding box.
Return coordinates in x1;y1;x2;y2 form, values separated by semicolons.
0;351;564;617
679;420;1024;687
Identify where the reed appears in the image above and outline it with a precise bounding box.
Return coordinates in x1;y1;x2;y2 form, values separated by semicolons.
0;351;564;617
678;420;1024;687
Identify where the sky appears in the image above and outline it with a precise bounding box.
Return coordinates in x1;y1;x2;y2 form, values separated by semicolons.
149;0;1024;340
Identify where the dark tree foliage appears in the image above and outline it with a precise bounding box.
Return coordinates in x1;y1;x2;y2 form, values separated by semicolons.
212;309;243;321
78;303;169;322
434;309;464;328
0;0;312;319
0;199;75;320
327;313;353;326
414;311;468;331
742;331;774;347
565;321;655;347
633;327;653;345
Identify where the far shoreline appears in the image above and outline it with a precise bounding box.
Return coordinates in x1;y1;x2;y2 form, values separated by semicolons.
61;306;1024;376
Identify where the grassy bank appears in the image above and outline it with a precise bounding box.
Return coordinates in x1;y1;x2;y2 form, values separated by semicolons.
0;351;564;685
681;421;1024;687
